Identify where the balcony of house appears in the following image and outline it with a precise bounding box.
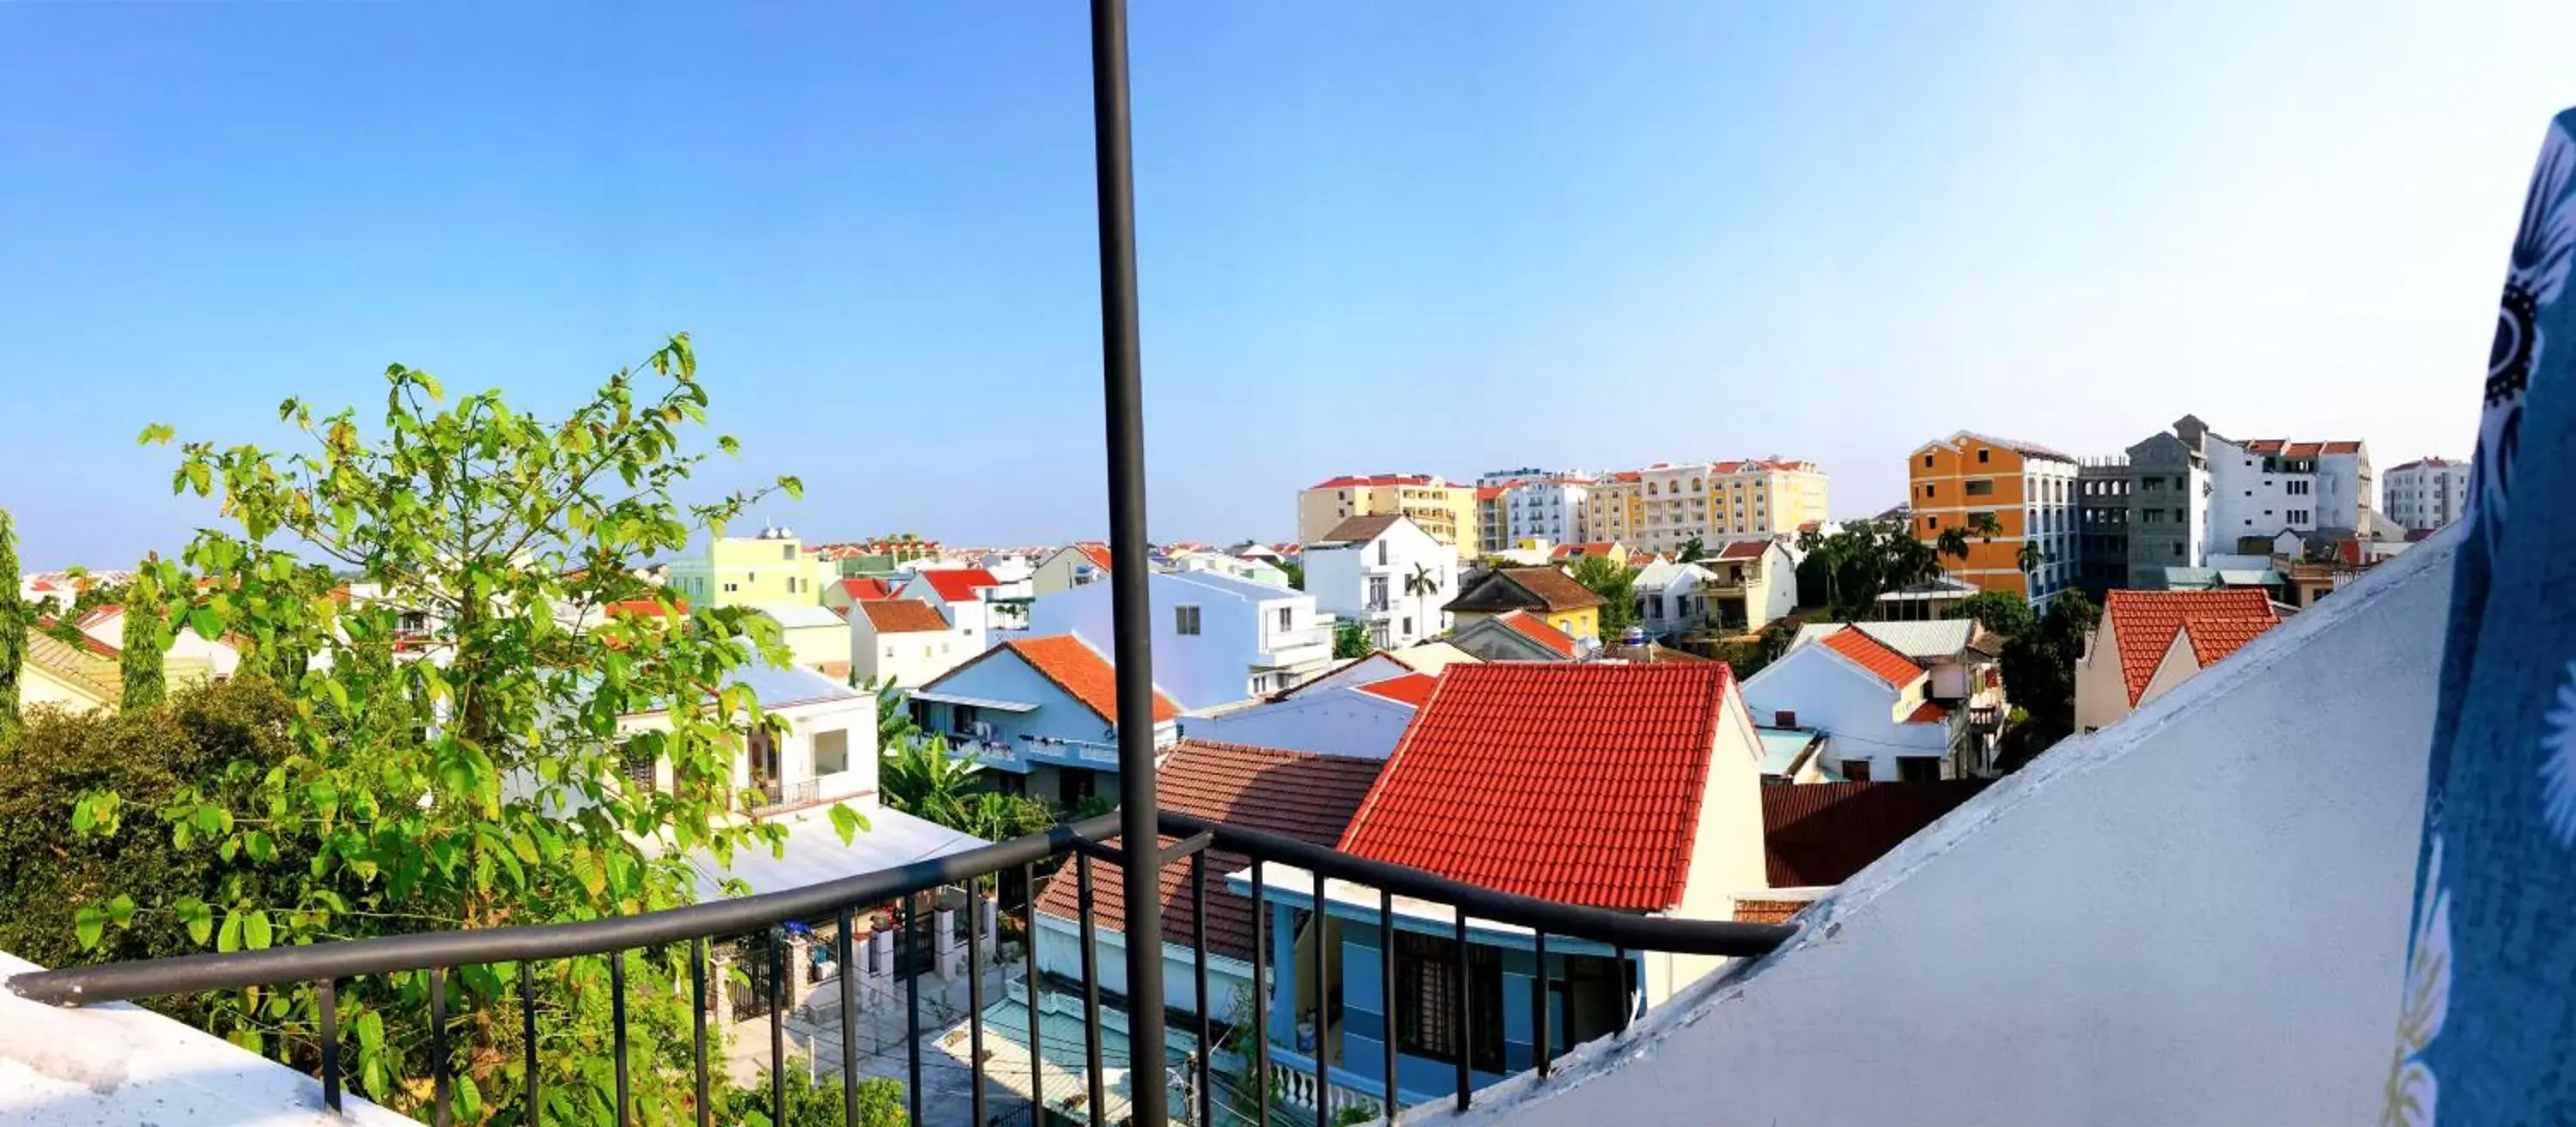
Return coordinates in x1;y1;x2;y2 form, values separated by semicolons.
1256;625;1335;670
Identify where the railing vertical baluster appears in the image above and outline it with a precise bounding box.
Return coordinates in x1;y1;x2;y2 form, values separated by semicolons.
839;909;860;1127
770;929;787;1127
1077;853;1105;1127
1312;887;1329;1127
1191;851;1212;1127
519;962;539;1126
692;939;711;1127
1532;932;1549;1079
905;896;926;1127
1252;863;1268;1127
1024;861;1044;1122
1380;888;1396;1118
1452;912;1470;1112
611;952;631;1127
968;890;987;1127
317;978;341;1114
1612;946;1631;1035
430;967;452;1127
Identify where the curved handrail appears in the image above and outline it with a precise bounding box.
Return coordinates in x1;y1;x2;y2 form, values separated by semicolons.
6;808;1795;1008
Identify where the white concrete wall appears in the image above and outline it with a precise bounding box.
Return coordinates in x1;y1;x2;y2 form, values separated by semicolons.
1033;914;1252;1023
1303;521;1455;650
1182;690;1413;759
1649;688;1771;1002
1737;645;1946;781
1029;572;1322;710
1434;532;2451;1127
851;622;972;689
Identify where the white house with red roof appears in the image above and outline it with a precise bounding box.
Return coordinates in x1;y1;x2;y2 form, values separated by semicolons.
1739;625;1961;782
892;566;1004;646
846;599;972;688
1448;608;1581;662
1030;542;1115;597
2204;432;2374;548
908;635;1179;805
1302;513;1457;649
72;603;240;682
1698;537;1798;631
1235;662;1771;1110
1181;670;1432;759
1025;569;1334;708
2075;589;2283;733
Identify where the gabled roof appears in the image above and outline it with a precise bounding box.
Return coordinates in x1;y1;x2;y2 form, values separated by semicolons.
1921;430;2075;462
1714;539;1774;561
1070;543;1115;571
25;629;120;703
1037;740;1382;959
1352;673;1437;708
1338;663;1740;911
1547;542;1630;563
2387;456;2464;472
2103;589;2282;705
76;604;124;631
1790;620;1978;662
929;635;1179;726
835;576;895;601
1817;626;1925;688
1493;610;1577;658
1383;641;1478;674
1764;780;1992;886
1444;567;1603;615
914;568;999;603
854;600;952;635
1313;514;1406;545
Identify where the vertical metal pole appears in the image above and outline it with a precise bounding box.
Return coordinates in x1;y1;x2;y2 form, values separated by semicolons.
520;962;541;1125
1312;902;1329;1127
905;899;926;1127
430;968;452;1127
770;930;787;1127
611;953;631;1127
1078;854;1107;1127
317;978;341;1114
839;910;861;1127
1379;890;1397;1117
968;893;988;1127
1252;867;1269;1127
1532;932;1550;1079
1453;914;1470;1112
1192;853;1212;1127
1024;862;1045;1119
692;941;712;1127
1090;2;1168;1123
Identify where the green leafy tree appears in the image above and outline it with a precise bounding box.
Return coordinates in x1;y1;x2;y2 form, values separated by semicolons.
1332;618;1370;659
724;1066;908;1127
1948;590;2036;639
881;737;987;829
1996;590;2101;771
120;558;169;710
82;336;824;1124
2016;540;2048;576
1566;554;1639;635
1403;562;1442;638
1;508;22;748
1678;536;1706;564
1279;559;1305;590
1935;527;1972;580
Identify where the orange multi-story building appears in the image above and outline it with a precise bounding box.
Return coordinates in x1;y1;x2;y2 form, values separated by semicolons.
1905;431;2080;608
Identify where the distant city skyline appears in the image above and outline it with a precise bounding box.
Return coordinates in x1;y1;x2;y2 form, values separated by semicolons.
5;2;2571;569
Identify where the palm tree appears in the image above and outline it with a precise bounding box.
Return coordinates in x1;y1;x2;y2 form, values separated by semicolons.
2016;540;2047;577
1402;562;1441;641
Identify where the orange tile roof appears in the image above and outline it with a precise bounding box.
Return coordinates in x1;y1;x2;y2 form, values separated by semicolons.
835;576;895;601
1353;672;1437;708
2321;441;2363;454
604;598;688;618
1036;740;1382;959
1494;610;1577;658
915;568;999;603
1001;635;1178;725
1309;473;1441;489
2104;589;2282;705
1903;700;1950;724
1819;626;1923;688
855;600;952;635
1338;663;1738;911
1070;542;1115;571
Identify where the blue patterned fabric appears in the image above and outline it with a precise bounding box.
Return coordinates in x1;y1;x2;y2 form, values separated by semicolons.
2387;108;2576;1125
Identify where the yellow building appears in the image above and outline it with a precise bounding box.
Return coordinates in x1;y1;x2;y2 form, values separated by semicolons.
1580;459;1831;556
667;528;829;607
1906;431;2080;607
1296;474;1479;553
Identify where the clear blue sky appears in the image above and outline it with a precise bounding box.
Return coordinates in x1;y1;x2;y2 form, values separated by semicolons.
4;1;2572;568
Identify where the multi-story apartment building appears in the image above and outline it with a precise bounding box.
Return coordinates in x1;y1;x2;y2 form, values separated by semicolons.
2074;457;2136;598
2382;456;2470;533
1296;474;1479;556
1485;476;1591;553
665;527;830;607
1579;459;1831;557
1905;432;2079;609
2203;435;2372;549
2123;417;2215;588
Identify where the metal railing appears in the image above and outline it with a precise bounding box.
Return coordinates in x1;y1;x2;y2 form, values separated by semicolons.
6;809;1794;1127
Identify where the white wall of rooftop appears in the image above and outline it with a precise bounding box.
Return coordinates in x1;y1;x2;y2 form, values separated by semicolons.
1429;530;2451;1127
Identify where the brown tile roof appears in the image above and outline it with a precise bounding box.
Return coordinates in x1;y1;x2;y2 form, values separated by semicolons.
25;628;120;703
1764;780;1991;886
855;600;953;634
1036;740;1382;959
1315;515;1404;545
1498;567;1604;612
2104;589;2281;705
1715;539;1771;561
1339;663;1738;911
2321;441;2363;455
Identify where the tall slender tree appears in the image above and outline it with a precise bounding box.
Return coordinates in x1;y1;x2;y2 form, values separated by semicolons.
0;509;21;748
119;557;167;710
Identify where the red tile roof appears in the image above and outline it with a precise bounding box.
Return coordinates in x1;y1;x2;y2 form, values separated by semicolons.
855;600;952;634
1036;740;1382;959
1549;542;1625;561
1903;700;1950;724
2103;589;2282;705
2242;439;2286;454
1475;485;1506;502
1715;539;1771;561
2282;442;2324;459
1309;473;1441;490
1337;663;1738;911
76;604;124;630
1494;610;1577;658
604;598;688;618
1764;780;1991;886
915;568;999;603
1000;635;1178;725
1315;515;1406;545
835;576;895;601
2322;441;2363;454
1818;626;1924;688
1069;542;1115;571
1353;672;1437;708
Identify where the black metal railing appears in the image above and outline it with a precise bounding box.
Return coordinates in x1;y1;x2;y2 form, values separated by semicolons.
7;809;1793;1126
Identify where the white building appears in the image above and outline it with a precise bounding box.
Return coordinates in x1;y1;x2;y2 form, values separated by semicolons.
1701;539;1800;631
1030;543;1115;597
1024;570;1334;708
2381;456;2470;533
892;568;1004;648
1300;514;1456;650
1630;558;1715;640
2204;435;2373;551
617;657;877;821
74;603;240;683
1494;478;1592;551
847;599;975;688
1739;625;1959;782
1182;672;1431;759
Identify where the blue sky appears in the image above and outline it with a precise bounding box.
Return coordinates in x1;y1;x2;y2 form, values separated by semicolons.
4;2;2573;568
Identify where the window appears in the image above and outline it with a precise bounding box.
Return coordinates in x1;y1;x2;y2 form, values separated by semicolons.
1277;606;1292;631
723;582;738;593
814;729;849;775
1377;540;1389;564
1175;605;1201;636
1401;616;1413;635
781;544;796;561
1898;756;1942;783
1691;479;1701;491
1977;448;1990;463
2172;509;2185;522
1394;932;1504;1072
884;645;896;657
2142;477;2162;491
1841;759;1874;783
1923;484;1936;498
1926;515;1940;529
2172;543;2185;558
1774;709;1797;728
1965;479;1995;496
2142;510;2164;524
2172;476;2186;490
1923;454;1935;467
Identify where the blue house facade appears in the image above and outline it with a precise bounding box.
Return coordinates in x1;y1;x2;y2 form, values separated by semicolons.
905;635;1177;804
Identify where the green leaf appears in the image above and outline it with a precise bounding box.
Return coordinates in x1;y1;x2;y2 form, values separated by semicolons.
245;832;276;863
185;461;211;496
829;802;866;846
355;1009;385;1053
106;894;135;927
242;909;272;951
457;1075;482;1122
74;906;104;950
216;909;243;953
188;606;224;641
137;423;176;446
778;475;804;500
176;899;214;946
718;435;740;455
